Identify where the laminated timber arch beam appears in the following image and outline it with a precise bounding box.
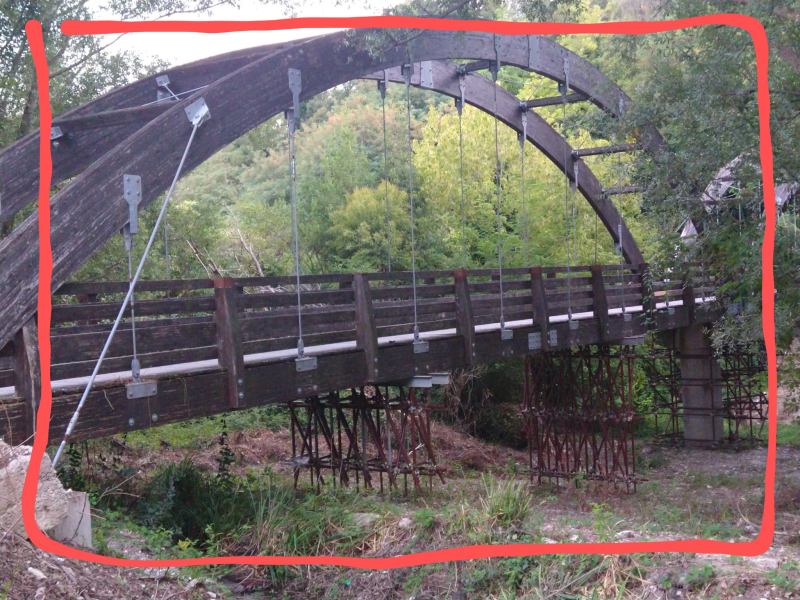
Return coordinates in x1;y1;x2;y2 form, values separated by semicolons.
0;29;658;347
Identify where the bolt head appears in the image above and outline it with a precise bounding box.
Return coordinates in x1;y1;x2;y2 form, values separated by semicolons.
151;414;158;422
238;391;245;399
128;418;135;427
237;378;244;385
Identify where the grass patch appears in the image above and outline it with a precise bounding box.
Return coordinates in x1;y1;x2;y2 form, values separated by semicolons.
777;421;800;446
124;405;290;450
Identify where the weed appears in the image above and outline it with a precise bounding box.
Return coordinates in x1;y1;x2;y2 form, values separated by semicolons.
685;565;715;590
480;475;531;528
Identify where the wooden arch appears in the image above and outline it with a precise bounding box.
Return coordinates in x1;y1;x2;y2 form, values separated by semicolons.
0;29;661;347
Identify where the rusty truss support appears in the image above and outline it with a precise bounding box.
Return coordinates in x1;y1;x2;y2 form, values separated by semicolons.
286;386;445;494
719;347;768;444
643;345;768;446
642;348;684;443
522;345;639;492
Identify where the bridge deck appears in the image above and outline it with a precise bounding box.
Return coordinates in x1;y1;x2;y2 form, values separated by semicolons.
0;264;720;445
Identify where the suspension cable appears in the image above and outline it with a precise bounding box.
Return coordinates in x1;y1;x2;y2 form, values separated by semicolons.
519;108;528;267
617;129;626;316
379;72;392;272
561;59;574;324
164;217;170;280
125;234;139;379
287;108;305;358
402;61;422;347
53;108;207;468
457;72;467;269
491;58;507;334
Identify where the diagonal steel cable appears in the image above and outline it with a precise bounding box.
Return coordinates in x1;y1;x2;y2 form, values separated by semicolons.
53;114;204;468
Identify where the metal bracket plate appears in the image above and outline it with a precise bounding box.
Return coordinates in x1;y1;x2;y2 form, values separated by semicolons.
667;306;675;315
569;319;579;331
296;355;318;372
126;380;157;400
623;312;632;322
413;340;429;354
123;174;142;234
528;35;540;70
155;75;170;87
288;68;302;118
501;328;514;341
50;126;64;141
420;61;433;88
430;372;451;386
407;375;432;389
184;97;210;126
528;332;541;351
548;329;558;346
621;336;645;346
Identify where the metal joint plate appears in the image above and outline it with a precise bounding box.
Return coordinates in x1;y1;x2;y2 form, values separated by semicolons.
184;97;210;126
569;319;579;330
413;340;429;354
288;68;302;117
621;336;645;346
501;328;514;341
296;355;318;372
123;174;142;234
528;35;540;70
407;375;432;389
420;61;433;88
126;380;157;400
155;75;170;87
50;126;64;141
528;332;541;351
623;312;632;322
430;372;451;386
548;329;558;346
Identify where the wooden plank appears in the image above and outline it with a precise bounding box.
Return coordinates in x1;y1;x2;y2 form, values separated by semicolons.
353;274;379;381
237;289;354;310
521;92;586;108
572;143;640;157
214;278;245;408
13;317;40;441
51;295;216;323
55;278;214;296
590;265;609;341
51;346;218;381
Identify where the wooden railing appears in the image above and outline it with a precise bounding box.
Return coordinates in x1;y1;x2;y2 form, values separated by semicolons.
0;263;717;405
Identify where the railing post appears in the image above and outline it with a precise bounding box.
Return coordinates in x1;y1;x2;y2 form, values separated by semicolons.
353;273;379;380
682;283;696;325
590;265;609;341
214;277;245;408
640;263;655;327
530;267;550;341
14;317;41;441
453;270;475;365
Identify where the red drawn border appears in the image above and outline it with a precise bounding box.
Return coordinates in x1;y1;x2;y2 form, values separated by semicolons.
22;14;776;568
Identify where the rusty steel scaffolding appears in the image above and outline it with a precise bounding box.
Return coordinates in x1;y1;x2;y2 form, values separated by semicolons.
642;347;684;443
522;345;639;492
719;347;768;443
643;345;767;446
286;386;445;494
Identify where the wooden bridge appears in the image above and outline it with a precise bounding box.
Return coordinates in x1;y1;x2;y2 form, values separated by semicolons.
0;27;744;488
0;263;718;445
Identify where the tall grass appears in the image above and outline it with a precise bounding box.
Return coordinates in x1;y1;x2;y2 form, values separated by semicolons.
481;474;532;528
